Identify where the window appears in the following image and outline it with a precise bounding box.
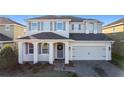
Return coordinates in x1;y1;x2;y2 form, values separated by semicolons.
55;22;65;31
43;22;50;31
72;24;81;31
42;43;49;54
25;43;34;54
31;22;37;30
5;25;10;31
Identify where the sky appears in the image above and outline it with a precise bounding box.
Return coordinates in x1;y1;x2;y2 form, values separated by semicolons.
2;15;124;26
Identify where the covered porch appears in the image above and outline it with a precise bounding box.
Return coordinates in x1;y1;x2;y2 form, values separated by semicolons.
18;40;70;64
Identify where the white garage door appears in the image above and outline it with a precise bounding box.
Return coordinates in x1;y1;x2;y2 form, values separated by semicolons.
72;46;106;60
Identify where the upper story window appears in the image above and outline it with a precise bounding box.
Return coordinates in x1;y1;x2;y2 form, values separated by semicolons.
31;22;38;31
43;22;51;31
55;21;65;31
72;24;81;31
5;25;10;31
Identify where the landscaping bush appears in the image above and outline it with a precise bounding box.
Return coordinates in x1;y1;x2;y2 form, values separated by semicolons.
0;45;17;69
66;72;78;77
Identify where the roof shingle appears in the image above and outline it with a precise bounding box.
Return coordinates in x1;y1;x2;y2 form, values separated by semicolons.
69;33;112;41
0;33;12;41
19;32;68;39
28;15;101;22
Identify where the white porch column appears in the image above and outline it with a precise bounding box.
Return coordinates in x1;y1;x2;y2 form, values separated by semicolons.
65;42;69;64
33;42;38;64
18;42;23;64
49;42;54;64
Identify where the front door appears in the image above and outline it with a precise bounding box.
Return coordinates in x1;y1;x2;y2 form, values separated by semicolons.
57;44;64;59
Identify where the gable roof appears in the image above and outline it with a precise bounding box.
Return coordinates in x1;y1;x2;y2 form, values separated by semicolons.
0;33;12;41
69;33;112;41
19;32;68;39
104;18;124;27
0;17;25;27
28;15;102;23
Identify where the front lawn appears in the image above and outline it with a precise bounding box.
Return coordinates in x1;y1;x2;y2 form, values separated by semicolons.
0;63;77;77
111;53;124;70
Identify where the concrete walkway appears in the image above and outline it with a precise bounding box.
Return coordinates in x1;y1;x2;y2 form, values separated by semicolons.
54;61;124;77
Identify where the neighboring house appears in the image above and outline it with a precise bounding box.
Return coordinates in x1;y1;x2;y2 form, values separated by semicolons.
0;17;25;49
103;18;124;33
17;15;113;64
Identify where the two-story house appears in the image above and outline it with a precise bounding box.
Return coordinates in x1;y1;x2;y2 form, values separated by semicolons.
103;18;124;33
0;17;25;49
17;15;113;64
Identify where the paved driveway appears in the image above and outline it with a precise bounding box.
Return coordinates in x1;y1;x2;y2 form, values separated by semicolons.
54;61;124;77
73;61;124;77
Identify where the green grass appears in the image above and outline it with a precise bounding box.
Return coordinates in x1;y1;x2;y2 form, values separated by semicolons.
112;53;124;69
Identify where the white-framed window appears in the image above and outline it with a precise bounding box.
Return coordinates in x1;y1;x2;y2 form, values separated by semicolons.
42;43;49;54
25;43;34;54
5;25;10;31
72;24;81;31
31;22;38;31
43;22;51;31
55;21;65;31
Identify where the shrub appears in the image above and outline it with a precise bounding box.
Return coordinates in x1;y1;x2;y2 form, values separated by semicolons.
67;72;78;77
0;45;17;69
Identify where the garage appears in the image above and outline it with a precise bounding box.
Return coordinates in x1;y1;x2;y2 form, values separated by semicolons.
72;46;106;60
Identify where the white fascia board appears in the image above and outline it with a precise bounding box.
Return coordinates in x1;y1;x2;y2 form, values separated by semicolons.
16;39;74;42
71;40;114;43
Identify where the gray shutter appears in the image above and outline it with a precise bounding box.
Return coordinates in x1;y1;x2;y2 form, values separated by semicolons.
38;43;41;54
50;22;52;31
55;22;56;31
38;22;40;31
41;22;43;31
29;22;31;31
25;43;28;54
63;22;66;31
